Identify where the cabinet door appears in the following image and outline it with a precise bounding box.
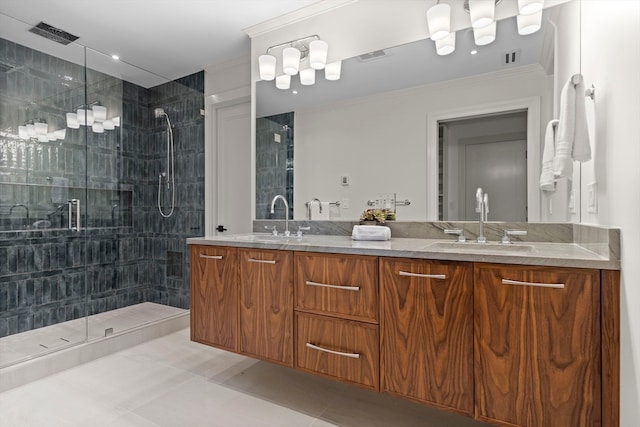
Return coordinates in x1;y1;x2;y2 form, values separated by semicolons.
239;248;293;366
380;257;473;415
295;252;378;323
189;245;238;351
474;263;601;427
296;312;379;390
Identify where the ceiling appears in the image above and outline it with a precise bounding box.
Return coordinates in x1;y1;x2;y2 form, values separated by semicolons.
0;0;320;87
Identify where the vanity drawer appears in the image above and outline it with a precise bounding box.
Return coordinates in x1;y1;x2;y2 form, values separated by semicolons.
294;252;378;323
295;312;379;390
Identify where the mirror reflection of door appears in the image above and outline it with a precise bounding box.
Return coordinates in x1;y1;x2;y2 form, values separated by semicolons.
440;111;528;222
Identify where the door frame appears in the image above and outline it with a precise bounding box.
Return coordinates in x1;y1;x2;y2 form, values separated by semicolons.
204;86;250;237
427;96;541;222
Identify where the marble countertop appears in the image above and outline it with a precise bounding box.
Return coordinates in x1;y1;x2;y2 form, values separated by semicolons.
187;233;620;270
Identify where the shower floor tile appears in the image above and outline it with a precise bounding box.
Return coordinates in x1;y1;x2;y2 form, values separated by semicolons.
0;303;186;368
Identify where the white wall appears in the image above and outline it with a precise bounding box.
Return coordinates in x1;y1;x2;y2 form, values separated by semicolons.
579;2;640;425
294;66;551;221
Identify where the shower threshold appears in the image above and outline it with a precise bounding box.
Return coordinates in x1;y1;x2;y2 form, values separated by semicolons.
0;303;189;391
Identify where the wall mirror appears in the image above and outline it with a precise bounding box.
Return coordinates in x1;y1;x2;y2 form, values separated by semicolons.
256;1;578;223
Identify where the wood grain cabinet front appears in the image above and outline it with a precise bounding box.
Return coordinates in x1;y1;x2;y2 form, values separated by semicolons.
189;245;238;351
474;263;601;427
238;248;293;367
380;257;474;416
295;312;379;390
294;252;378;323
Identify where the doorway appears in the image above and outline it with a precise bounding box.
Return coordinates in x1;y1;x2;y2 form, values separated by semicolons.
439;111;528;221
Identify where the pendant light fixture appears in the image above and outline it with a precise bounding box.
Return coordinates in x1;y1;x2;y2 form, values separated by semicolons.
436;32;456;55
473;21;497;45
426;2;451;41
517;10;542;35
258;35;340;90
469;0;496;29
518;0;544;15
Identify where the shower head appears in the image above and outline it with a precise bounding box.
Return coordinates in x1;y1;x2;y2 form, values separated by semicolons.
154;108;166;118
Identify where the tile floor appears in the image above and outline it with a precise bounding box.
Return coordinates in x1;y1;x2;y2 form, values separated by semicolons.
0;327;490;427
0;303;187;368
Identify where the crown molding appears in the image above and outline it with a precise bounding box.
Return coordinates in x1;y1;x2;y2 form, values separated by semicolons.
243;0;357;38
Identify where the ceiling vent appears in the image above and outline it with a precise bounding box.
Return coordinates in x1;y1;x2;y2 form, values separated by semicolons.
357;50;388;62
28;22;79;45
502;49;522;66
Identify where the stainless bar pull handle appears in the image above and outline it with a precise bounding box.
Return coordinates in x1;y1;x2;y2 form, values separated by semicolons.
501;278;565;290
305;280;360;292
247;258;277;264
399;271;446;280
68;200;73;230
305;342;360;359
68;199;80;231
75;199;81;231
199;254;223;260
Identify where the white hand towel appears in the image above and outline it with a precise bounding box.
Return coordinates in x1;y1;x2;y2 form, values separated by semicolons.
352;225;391;241
540;119;559;192
553;74;591;178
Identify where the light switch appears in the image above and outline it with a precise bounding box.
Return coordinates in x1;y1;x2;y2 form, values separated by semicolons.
341;198;349;209
341;175;350;186
274;133;281;143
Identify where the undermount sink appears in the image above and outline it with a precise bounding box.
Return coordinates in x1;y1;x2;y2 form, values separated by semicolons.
428;241;534;253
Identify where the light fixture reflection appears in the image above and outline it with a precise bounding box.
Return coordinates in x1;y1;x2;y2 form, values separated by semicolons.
469;0;495;29
474;21;497;45
436;32;456;55
517;10;542;35
324;61;342;81
426;3;451;41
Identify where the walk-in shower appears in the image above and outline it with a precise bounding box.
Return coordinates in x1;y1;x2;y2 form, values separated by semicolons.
155;107;175;218
1;12;205;370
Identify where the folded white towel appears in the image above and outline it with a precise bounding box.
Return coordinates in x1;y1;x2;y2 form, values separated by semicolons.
540;119;559;192
554;74;591;178
351;225;391;241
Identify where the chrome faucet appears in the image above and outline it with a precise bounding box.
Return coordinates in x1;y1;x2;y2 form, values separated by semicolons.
307;198;322;220
270;194;290;236
475;187;489;243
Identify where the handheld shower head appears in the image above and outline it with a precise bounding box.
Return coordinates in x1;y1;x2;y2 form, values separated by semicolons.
154;107;166;118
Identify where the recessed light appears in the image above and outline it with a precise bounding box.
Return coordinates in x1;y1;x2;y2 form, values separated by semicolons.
111;54;120;60
470;50;478;55
292;90;298;95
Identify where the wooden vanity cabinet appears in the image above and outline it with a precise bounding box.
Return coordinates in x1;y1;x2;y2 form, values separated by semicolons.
238;248;293;367
189;245;238;351
474;263;602;427
380;257;474;416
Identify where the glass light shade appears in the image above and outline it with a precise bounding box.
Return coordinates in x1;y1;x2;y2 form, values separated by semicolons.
436;32;456;56
93;105;107;122
426;3;451;41
309;40;328;70
26;124;36;137
54;129;66;140
324;61;342;81
469;0;495;29
112;117;121;127
474;21;497;45
282;47;301;75
518;0;544;15
258;54;276;81
86;109;94;125
66;112;79;128
35;122;48;135
102;119;115;130
18;125;28;140
517;11;542;35
300;68;315;85
77;109;87;126
92;122;104;133
275;74;291;90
